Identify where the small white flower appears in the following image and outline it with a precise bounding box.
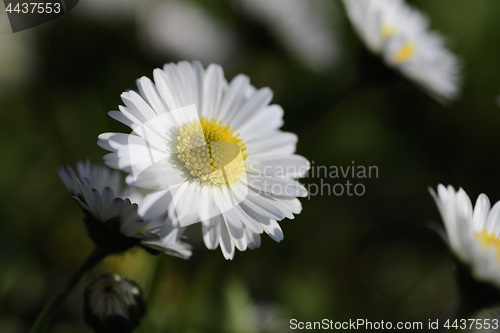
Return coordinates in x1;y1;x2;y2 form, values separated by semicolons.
98;61;310;259
84;274;145;333
343;0;461;102
430;184;500;287
59;161;191;258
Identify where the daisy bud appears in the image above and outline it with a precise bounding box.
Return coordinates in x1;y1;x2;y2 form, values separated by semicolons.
84;274;146;333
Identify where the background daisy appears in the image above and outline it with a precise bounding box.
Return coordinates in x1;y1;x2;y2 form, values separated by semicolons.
342;0;461;102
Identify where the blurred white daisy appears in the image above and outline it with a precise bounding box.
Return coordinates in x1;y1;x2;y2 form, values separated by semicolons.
98;61;309;259
59;161;191;258
430;184;500;287
343;0;461;102
139;0;237;64
235;0;338;71
84;274;145;333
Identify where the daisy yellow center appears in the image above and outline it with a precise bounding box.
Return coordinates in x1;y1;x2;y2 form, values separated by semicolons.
380;25;397;38
475;230;500;260
174;117;247;186
394;41;416;63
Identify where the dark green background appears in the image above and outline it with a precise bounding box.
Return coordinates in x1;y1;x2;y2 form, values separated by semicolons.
1;0;499;332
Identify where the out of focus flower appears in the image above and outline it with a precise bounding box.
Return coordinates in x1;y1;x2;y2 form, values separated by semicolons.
139;0;237;63
235;0;338;71
430;184;500;287
343;0;461;102
84;274;145;333
98;61;309;259
59;161;191;258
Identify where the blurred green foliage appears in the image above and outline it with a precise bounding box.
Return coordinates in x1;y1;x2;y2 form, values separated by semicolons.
2;0;500;332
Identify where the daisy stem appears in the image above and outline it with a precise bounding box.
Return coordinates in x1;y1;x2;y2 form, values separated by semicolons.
146;254;167;302
29;247;109;333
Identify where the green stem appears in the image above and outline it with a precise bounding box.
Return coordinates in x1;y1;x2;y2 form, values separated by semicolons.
146;254;167;303
29;247;109;333
136;255;167;333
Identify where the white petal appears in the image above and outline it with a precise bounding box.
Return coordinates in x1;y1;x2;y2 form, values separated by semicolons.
171;182;202;227
138;189;171;220
238;104;283;141
201;64;225;118
276;197;302;214
486;201;500;236
472;194;491;232
141;239;193;259
248;175;307;197
246;154;310;178
217;74;250;121
219;221;235;260
136;76;168;114
233;204;264;234
262;219;284;242
202;215;222;250
245;228;261;250
228;87;273;129
120;91;156;124
221;209;246;251
241;190;290;221
108;110;133;128
246;132;297;156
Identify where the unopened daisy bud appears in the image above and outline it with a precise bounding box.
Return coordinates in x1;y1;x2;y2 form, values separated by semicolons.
84;274;146;333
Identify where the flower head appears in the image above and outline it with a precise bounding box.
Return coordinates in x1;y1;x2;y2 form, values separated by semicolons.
343;0;461;102
430;184;500;287
59;160;191;258
84;274;145;333
98;61;310;259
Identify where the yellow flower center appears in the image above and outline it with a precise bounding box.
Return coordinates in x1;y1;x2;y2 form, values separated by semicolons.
380;25;397;38
475;230;500;260
173;117;247;186
394;41;416;63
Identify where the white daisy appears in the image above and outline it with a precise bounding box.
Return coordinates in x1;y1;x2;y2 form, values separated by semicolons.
84;274;145;332
98;61;310;259
430;184;500;287
342;0;461;102
59;160;192;258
